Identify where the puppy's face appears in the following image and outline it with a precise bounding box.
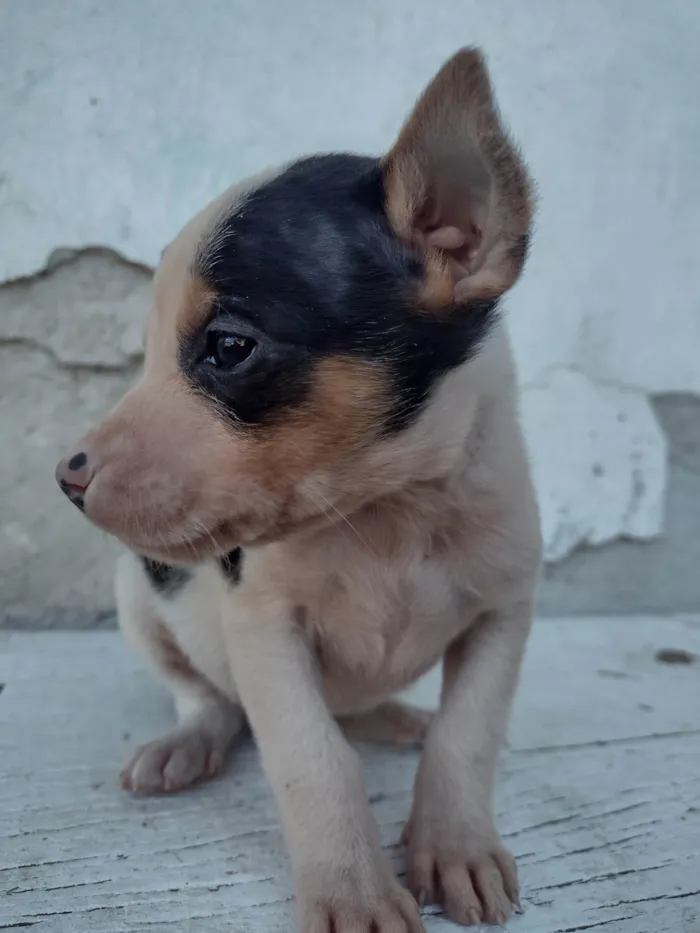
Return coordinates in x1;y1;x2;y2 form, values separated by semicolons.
56;49;532;563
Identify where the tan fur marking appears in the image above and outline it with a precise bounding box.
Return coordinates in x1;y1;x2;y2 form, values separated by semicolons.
220;356;391;527
420;250;455;311
151;620;201;682
263;356;388;463
148;168;287;368
174;273;217;341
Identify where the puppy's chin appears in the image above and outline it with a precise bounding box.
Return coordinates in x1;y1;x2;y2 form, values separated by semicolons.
115;508;312;564
119;529;233;566
130;502;347;564
135;537;232;566
105;515;244;566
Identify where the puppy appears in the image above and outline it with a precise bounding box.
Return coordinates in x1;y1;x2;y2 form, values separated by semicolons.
56;48;540;931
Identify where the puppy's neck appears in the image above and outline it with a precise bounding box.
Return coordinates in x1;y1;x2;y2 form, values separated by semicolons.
365;323;515;483
297;325;520;546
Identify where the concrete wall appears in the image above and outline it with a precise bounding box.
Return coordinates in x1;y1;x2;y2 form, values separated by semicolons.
2;1;699;625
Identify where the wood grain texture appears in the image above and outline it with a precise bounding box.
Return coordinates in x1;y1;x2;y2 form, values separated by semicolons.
1;616;699;932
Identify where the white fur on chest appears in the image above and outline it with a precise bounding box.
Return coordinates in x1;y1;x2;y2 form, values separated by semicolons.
125;537;470;717
151;561;237;699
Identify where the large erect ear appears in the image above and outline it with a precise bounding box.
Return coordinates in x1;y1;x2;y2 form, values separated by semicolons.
382;48;533;308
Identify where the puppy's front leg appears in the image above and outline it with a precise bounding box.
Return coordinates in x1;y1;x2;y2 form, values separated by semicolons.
405;601;533;927
223;597;423;933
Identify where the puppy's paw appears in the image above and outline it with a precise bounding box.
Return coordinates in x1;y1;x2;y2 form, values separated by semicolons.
405;820;518;927
120;729;226;795
298;876;424;933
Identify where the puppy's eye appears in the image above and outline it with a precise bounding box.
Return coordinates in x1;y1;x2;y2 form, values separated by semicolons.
204;333;257;369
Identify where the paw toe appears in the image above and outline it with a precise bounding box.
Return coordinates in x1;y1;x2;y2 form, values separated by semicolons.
407;851;436;905
162;736;208;791
440;863;483;927
472;856;514;926
407;837;519;927
121;731;223;795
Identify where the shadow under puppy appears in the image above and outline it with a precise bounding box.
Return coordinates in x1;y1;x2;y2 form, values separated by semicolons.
56;48;540;931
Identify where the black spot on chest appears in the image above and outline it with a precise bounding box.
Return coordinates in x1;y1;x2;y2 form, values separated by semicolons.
141;558;191;597
218;548;243;585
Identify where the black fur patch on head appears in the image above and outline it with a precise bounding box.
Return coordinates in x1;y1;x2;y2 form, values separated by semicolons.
141;557;191;597
180;154;498;432
218;547;243;585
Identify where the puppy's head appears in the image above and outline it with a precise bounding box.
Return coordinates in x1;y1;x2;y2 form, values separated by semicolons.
56;49;532;562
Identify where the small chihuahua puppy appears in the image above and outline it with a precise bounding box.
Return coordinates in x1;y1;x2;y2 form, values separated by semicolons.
56;49;540;930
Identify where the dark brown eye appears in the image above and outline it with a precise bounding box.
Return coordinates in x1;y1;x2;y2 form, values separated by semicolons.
204;333;257;369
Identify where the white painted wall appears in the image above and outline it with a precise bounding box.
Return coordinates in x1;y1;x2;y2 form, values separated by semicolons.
3;0;698;560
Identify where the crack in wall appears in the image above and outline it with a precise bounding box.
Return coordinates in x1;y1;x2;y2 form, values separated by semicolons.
0;336;141;374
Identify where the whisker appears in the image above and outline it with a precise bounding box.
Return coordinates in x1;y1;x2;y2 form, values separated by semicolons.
306;488;376;558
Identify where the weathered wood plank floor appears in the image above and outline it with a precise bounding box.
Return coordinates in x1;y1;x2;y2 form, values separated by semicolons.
1;617;699;933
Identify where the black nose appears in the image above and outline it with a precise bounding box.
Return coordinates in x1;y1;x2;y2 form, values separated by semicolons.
55;451;93;512
68;452;88;471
